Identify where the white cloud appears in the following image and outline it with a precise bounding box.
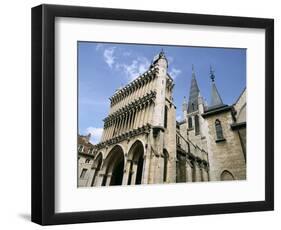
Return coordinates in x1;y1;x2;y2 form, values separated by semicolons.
98;46;151;82
86;127;104;144
169;67;181;80
117;57;150;81
103;47;116;68
176;115;182;121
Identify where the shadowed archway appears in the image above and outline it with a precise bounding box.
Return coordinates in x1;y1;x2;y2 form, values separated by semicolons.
127;140;145;185
101;145;125;186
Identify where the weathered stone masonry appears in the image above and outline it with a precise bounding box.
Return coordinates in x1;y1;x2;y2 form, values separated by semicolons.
78;52;246;187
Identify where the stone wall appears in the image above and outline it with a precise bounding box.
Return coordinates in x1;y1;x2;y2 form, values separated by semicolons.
204;110;246;181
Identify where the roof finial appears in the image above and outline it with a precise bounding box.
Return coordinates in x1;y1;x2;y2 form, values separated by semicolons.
210;65;215;82
192;64;194;73
159;48;165;57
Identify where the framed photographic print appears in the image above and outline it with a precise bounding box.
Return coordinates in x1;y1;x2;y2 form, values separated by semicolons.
31;4;274;225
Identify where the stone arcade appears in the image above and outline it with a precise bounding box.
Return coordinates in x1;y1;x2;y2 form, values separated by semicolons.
78;51;246;187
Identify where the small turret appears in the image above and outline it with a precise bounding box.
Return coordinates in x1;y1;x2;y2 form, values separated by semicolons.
151;49;168;69
208;66;225;110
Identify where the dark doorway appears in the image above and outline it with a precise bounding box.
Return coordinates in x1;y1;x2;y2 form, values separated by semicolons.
135;155;144;184
128;140;145;185
110;158;124;185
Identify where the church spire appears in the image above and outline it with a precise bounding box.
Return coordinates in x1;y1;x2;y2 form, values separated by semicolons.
209;66;224;109
187;65;200;113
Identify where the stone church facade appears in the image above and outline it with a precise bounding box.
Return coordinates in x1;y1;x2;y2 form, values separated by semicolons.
78;51;246;187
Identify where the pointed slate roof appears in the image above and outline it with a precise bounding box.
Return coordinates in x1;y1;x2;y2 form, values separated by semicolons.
187;65;200;113
208;67;225;110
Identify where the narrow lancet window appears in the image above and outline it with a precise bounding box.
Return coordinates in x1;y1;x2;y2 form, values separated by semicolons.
215;119;224;140
195;115;200;135
164;106;168;128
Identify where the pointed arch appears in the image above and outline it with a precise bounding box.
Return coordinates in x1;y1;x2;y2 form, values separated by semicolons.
101;145;125;186
221;170;234;181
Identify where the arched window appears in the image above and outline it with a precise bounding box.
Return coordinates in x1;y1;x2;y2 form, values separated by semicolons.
215;119;224;140
85;158;90;163
188;117;192;129
195;115;200;135
221;170;234;181
164;106;168;128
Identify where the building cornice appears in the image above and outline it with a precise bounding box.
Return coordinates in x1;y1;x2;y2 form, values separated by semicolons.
96;124;152;149
231;121;246;130
201;105;232;118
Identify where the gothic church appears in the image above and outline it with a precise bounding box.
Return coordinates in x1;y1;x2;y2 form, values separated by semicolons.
78;51;246;187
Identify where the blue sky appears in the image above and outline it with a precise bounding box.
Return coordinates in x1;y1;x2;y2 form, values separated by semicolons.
78;42;246;144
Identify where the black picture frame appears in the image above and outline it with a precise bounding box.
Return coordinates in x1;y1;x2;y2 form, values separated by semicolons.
31;4;274;225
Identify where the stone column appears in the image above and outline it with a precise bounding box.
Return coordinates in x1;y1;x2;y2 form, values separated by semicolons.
86;167;96;187
123;113;128;133
125;112;131;132
130;161;138;185
116;117;122;135
133;108;139;129
109;122;114;139
148;101;154;124
185;160;193;182
142;150;150;184
132;110;137;130
117;116;122;135
202;165;209;182
105;174;112;186
139;80;145;98
110;120;115;138
104;126;108;141
127;111;132;131
194;160;202;182
122;159;131;185
143;103;150;125
136;81;141;99
132;85;137;101
95;172;105;186
134;107;140;129
140;105;146;127
119;115;125;134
